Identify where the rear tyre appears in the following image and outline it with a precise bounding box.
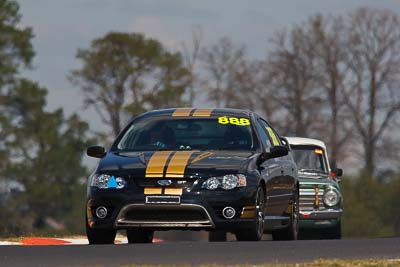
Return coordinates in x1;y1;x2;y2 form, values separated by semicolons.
272;189;299;241
127;228;154;243
86;214;116;245
235;186;265;241
209;231;227;242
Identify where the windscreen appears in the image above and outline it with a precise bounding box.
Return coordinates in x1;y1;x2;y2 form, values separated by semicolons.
115;116;255;151
291;145;328;175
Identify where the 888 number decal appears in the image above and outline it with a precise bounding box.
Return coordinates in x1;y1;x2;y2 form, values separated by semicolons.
218;116;251;126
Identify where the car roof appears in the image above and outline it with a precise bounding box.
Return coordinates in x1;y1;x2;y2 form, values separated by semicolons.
284;137;327;150
138;108;252;118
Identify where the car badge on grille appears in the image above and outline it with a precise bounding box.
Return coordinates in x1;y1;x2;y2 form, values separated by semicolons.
157;179;172;186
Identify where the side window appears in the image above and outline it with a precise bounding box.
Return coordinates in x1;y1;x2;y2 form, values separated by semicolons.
254;119;272;150
258;119;281;146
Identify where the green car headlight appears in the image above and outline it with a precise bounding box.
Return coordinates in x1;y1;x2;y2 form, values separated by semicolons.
323;188;340;207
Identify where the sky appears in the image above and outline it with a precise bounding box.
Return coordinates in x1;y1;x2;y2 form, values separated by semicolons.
16;0;400;134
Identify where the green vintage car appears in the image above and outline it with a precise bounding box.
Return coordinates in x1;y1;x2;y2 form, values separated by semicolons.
285;137;343;239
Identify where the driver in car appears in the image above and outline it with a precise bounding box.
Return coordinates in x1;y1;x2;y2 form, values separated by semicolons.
148;126;176;149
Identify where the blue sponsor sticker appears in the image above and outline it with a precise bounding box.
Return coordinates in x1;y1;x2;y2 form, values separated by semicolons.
107;175;118;188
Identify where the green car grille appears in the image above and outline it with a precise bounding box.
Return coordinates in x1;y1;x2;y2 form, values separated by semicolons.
299;188;326;211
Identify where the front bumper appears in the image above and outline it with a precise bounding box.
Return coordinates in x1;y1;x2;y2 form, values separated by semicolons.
116;203;214;228
300;209;342;219
86;186;257;232
299;209;342;228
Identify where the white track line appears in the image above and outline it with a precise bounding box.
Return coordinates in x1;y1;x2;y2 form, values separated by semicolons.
0;241;20;245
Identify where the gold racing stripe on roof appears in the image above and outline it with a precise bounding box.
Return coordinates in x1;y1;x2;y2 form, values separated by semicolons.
172;108;193;117
145;151;172;178
192;108;214;117
165;151;194;178
164;188;183;195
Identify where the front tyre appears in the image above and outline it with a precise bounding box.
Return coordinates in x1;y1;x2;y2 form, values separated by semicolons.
127;229;154;243
235;186;265;241
86;214;116;245
272;189;299;241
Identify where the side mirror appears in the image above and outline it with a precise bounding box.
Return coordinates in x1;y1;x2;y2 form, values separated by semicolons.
87;145;106;158
257;146;289;165
269;145;289;158
334;168;343;177
280;137;290;149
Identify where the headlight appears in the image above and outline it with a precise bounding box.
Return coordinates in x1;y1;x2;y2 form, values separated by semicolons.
204;177;220;190
222;175;239;190
115;177;127;189
202;174;247;190
89;174;126;189
323;189;340;207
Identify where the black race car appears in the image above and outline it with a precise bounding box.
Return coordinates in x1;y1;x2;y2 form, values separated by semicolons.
86;108;299;244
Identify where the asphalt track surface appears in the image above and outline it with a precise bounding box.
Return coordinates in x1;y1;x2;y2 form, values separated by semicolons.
1;238;400;266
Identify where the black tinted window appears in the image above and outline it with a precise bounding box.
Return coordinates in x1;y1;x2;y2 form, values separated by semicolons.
115;116;256;151
255;119;272;150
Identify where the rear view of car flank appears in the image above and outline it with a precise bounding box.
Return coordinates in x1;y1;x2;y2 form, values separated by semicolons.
285;137;343;239
85;108;299;244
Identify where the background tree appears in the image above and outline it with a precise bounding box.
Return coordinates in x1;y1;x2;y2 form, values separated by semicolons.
200;37;245;108
0;0;34;182
306;15;352;165
181;26;203;106
70;32;190;138
267;26;324;137
0;0;34;87
309;15;353;166
0;0;35;235
343;8;400;175
223;59;283;127
0;79;93;235
341;171;396;238
141;52;190;110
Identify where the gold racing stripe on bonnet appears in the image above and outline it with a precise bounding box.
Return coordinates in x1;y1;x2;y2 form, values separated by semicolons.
164;188;183;195
145;151;172;178
192;108;214;117
191;152;213;164
165;151;194;178
144;187;163;195
172;108;193;117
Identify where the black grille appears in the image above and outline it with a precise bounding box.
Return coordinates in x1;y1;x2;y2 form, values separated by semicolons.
134;178;196;188
214;207;224;218
124;209;208;222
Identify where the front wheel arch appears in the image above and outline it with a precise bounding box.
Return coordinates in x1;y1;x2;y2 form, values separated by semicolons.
258;180;267;203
